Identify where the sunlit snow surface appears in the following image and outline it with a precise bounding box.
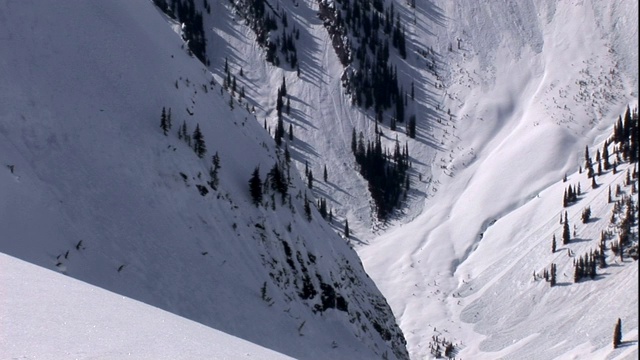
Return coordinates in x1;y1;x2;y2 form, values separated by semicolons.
0;253;292;360
210;0;639;358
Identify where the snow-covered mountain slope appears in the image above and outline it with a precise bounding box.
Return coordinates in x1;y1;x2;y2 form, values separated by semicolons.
0;1;407;359
0;253;292;360
356;1;639;359
201;0;638;359
2;0;637;358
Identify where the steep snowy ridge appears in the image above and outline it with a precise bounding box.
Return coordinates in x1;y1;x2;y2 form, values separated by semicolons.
0;1;407;359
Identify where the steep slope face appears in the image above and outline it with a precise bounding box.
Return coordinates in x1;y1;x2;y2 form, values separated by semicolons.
207;0;432;237
1;253;292;360
0;1;407;359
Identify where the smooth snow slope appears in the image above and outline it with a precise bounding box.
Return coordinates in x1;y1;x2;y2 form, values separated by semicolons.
0;253;292;360
209;0;637;358
358;1;639;359
0;1;407;359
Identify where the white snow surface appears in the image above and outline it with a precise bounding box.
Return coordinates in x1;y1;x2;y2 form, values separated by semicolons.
0;253;292;360
210;0;639;359
363;1;639;359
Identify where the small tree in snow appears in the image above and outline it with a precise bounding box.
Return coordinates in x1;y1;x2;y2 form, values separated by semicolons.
160;107;172;136
344;219;350;238
249;167;262;206
581;206;591;223
304;192;312;221
613;318;622;348
562;212;571;245
192;124;206;158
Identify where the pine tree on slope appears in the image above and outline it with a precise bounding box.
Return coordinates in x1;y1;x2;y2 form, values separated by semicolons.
563;212;571;245
192;124;206;158
249;167;262;206
613;318;622;348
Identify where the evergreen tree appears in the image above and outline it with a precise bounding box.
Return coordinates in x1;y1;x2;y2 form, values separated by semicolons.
626;169;631;186
276;90;283;118
407;115;416;138
232;75;237;95
550;263;557;287
192;124;206;158
323;165;328;182
249;167;262;206
585;145;591;168
160;107;169;135
280;76;287;97
268;162;288;199
581;206;591;223
212;151;221;171
613;318;622;348
307;170;313;189
587;162;594;178
552;234;557;253
181;121;191;146
284;145;291;163
304;192;312;221
411;81;415;100
275;115;284;146
563;212;571;245
568;185;573;202
319;198;327;218
573;262;581;283
351;128;357;154
344;219;350;238
209;152;221;190
288;123;293;141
